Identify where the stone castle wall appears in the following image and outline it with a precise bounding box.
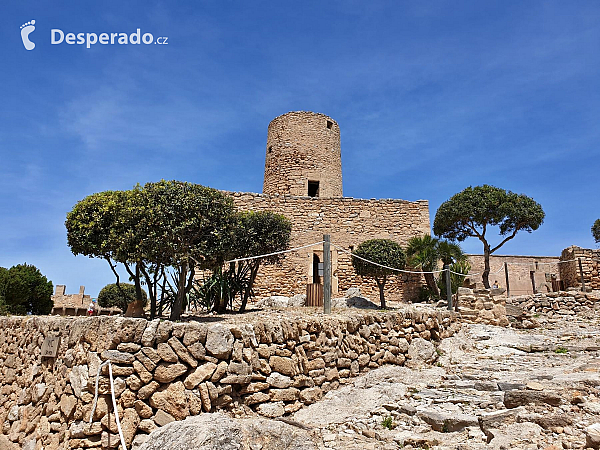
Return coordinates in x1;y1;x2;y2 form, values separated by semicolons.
559;246;600;291
0;309;458;449
228;191;431;302
466;255;560;295
263;112;343;198
51;286;90;309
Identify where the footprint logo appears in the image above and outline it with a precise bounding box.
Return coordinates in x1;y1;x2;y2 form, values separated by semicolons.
20;20;36;50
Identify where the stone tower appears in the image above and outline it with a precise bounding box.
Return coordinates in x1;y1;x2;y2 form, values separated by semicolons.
263;111;343;198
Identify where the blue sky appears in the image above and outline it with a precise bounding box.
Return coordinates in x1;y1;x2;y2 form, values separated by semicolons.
1;1;599;297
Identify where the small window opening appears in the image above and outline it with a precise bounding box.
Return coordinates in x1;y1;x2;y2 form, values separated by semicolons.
326;120;333;129
268;146;272;153
349;245;354;252
308;181;319;197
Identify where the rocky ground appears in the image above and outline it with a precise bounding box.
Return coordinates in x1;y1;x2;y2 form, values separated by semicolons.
290;311;600;450
140;309;600;450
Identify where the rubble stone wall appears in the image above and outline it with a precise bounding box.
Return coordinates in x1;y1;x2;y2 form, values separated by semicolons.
559;246;600;291
507;291;600;317
229;191;431;302
0;309;458;449
456;288;509;326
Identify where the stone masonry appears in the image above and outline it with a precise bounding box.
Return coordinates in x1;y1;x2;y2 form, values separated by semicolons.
560;246;600;291
227;111;431;303
0;308;457;449
466;254;560;295
229;192;430;302
263;112;342;198
51;285;90;309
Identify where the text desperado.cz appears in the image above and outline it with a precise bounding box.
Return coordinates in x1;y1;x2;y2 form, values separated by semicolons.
51;29;168;48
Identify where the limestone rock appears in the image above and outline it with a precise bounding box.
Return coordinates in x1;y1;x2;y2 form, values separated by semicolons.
138;412;317;450
586;423;600;449
101;350;135;365
503;390;562;408
157;343;178;363
141;319;160;347
149;382;189;420
154;363;188;383
269;356;296;376
205;325;234;359
266;372;292;388
256;401;285;418
258;296;291;308
184;363;217;389
406;337;436;367
121;408;141;445
154;409;175;427
69;365;89;398
0;435;18;450
289;294;306;307
417;410;478;432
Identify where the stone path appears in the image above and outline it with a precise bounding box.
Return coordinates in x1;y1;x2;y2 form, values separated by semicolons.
287;313;600;449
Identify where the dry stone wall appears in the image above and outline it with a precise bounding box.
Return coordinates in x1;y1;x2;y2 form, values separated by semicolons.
229;191;431;302
0;308;458;450
507;291;600;318
560;246;600;291
456;288;509;326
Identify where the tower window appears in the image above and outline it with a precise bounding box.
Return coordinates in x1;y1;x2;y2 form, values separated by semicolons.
308;181;319;197
268;146;272;153
326;120;333;129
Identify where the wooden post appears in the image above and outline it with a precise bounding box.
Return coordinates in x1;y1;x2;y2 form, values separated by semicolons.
578;257;586;292
504;262;510;298
444;264;452;311
323;235;331;314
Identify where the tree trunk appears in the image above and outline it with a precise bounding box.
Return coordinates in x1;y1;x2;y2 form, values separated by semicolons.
424;272;439;298
376;276;387;309
482;245;491;289
170;262;187;321
240;263;259;313
134;263;143;302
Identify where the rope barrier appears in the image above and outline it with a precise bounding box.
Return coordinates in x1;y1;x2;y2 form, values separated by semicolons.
191;237;598;278
332;243;446;274
224;241;325;264
89;360;128;450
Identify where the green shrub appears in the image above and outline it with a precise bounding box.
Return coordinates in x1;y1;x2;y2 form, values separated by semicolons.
98;283;147;312
0;264;53;315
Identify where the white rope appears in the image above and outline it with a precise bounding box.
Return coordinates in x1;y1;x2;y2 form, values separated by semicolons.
89;360;128;450
224;241;324;264
332;243;446;274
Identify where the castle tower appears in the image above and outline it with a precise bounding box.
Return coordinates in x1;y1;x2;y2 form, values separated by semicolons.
263;111;343;198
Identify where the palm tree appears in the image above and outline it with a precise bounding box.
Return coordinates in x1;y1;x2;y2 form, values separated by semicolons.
407;236;467;300
406;235;440;298
437;240;466;266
